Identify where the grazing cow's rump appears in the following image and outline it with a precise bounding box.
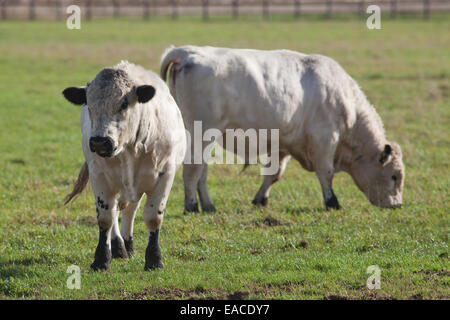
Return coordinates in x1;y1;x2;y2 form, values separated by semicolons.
161;45;404;211
63;61;186;271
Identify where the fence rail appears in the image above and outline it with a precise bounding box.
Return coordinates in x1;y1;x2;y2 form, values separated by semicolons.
0;0;449;20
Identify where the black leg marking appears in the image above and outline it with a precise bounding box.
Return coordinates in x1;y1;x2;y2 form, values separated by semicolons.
90;228;112;271
111;237;129;259
97;196;109;210
144;229;163;270
252;196;268;207
124;236;134;256
201;204;216;213
185;202;199;213
325;190;340;210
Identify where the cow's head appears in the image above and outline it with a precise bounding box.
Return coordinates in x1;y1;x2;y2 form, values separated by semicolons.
350;142;405;208
63;68;156;158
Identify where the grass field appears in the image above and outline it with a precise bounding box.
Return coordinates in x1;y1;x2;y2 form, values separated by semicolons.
0;15;449;300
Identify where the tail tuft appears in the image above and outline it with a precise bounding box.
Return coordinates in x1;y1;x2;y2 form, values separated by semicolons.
64;162;89;205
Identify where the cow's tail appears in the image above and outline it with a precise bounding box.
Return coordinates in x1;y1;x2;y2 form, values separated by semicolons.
64;161;89;205
160;45;192;86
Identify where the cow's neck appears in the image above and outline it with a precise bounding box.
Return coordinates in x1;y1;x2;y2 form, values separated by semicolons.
335;105;386;172
117;108;159;202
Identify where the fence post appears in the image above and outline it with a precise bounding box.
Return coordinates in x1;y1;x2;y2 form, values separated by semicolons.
113;0;120;19
1;0;7;20
202;0;209;21
232;0;239;20
86;0;92;21
143;0;149;20
29;0;36;20
325;0;332;19
262;0;269;20
294;0;301;20
172;0;178;20
390;0;397;19
55;0;62;20
423;0;430;19
358;0;365;19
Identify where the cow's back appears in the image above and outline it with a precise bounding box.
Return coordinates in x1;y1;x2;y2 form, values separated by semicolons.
169;46;358;150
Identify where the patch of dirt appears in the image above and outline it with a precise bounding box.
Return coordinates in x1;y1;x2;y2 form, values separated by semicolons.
123;287;252;300
227;291;250;300
360;291;396;300
250;248;262;255
324;294;351;300
256;215;286;227
299;240;308;248
122;280;306;300
413;269;450;277
9;158;26;165
325;290;397;300
438;252;448;259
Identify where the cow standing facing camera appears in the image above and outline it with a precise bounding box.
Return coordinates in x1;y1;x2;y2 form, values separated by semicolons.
63;61;186;271
161;46;405;211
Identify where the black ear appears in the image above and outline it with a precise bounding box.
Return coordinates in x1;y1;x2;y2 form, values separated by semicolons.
62;87;86;105
379;144;392;164
136;85;156;103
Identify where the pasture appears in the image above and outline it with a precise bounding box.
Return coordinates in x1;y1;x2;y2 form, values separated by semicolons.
0;15;449;299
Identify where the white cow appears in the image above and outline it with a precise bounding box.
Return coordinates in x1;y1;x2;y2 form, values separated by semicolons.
160;46;404;211
63;61;186;271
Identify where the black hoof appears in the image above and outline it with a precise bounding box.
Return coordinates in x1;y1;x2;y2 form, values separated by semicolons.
90;260;110;271
144;252;163;270
111;237;129;259
252;197;268;207
202;204;216;213
185;202;199;213
144;260;164;271
124;237;134;257
325;195;340;210
145;244;163;271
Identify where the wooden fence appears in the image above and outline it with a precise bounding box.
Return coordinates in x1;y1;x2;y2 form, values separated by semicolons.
0;0;449;21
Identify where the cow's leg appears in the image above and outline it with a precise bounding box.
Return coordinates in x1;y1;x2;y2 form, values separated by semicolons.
197;162;216;212
90;177;117;271
119;198;142;257
110;214;128;259
316;169;340;210
183;163;202;212
311;137;340;210
143;166;176;270
252;154;291;206
184;137;216;213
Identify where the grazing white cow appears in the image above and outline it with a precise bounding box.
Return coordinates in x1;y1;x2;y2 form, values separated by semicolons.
63;61;186;271
160;46;404;211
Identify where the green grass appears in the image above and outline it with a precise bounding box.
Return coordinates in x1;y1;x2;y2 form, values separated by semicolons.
0;16;449;300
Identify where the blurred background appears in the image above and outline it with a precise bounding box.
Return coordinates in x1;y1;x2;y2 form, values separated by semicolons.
0;0;448;300
1;0;449;20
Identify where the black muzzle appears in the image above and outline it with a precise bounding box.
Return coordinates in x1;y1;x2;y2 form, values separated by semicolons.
89;136;114;158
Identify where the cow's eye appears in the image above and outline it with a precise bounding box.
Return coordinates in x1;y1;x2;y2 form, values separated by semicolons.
392;175;397;181
120;100;128;111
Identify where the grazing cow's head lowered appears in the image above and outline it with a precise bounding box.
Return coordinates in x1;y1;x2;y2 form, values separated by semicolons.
63;67;156;158
350;142;405;208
